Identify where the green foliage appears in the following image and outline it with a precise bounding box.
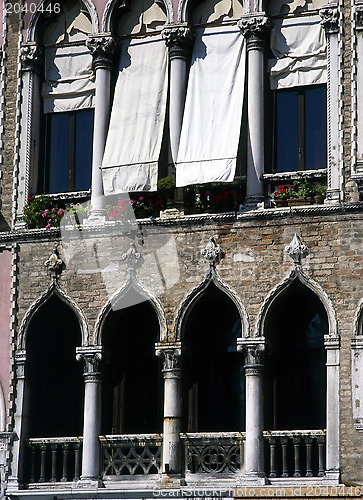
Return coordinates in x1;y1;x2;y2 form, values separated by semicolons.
157;176;176;191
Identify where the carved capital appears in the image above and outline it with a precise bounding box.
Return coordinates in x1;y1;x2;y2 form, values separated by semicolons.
201;237;221;267
156;343;181;372
320;6;339;34
237;338;265;365
45;245;65;281
162;25;194;60
355;6;363;32
87;35;117;68
285;233;308;266
238;15;270;46
21;44;43;73
76;347;102;381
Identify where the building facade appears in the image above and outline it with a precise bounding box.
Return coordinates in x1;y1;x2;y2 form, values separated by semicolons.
0;0;363;498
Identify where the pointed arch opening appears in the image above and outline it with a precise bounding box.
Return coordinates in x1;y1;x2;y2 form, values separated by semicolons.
101;290;163;435
25;293;84;438
181;283;245;432
263;279;328;431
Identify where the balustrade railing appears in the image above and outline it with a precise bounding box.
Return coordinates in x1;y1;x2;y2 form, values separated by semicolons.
263;430;326;478
27;437;82;483
100;434;162;477
181;432;245;474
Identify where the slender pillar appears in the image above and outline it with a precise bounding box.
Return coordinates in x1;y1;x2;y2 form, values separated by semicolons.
239;16;270;209
86;36;116;221
320;7;341;204
76;347;102;483
237;338;265;480
156;344;182;474
162;26;193;170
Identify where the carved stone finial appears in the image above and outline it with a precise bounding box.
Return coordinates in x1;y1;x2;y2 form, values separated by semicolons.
320;7;339;34
238;15;271;40
162;26;194;60
201;237;221;266
45;245;65;280
122;242;142;272
285;233;309;266
20;44;43;72
86;35;117;68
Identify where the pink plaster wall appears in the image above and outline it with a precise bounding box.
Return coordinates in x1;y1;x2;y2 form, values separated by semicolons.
0;250;12;425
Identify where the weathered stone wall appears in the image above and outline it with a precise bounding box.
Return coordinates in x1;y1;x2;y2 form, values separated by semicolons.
13;208;363;484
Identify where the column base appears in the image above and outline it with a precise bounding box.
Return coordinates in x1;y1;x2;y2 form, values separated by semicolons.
237;472;268;486
244;195;265;210
75;477;102;489
85;210;106;224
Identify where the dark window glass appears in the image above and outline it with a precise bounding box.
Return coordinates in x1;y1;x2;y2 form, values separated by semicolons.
40;109;94;194
274;85;326;173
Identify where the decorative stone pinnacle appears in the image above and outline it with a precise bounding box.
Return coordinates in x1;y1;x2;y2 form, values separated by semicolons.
285;234;309;266
122;242;142;272
320;6;339;34
201;237;221;266
45;245;64;280
238;15;271;38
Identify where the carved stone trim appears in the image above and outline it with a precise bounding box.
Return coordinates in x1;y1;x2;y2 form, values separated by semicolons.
320;7;339;34
76;347;103;381
20;44;43;73
285;233;308;267
162;25;194;60
238;15;270;46
86;35;117;69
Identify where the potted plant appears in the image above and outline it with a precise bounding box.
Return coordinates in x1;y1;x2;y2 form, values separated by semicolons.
157;176;176;207
286;175;315;206
130;196;151;218
23;195;66;229
273;185;289;207
313;185;327;204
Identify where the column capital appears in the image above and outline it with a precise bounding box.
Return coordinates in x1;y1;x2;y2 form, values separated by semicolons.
15;350;27;379
238;14;270;48
20;43;43;73
162;25;194;61
237;337;265;365
87;35;117;70
155;343;181;371
76;347;103;382
320;6;339;34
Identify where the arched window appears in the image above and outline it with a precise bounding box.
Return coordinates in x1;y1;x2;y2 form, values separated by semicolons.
26;294;83;438
101;294;163;434
35;0;94;195
263;279;328;430
181;283;244;432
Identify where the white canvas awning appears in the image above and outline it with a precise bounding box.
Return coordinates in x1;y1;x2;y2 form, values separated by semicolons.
270;15;326;89
176;25;246;187
101;36;168;193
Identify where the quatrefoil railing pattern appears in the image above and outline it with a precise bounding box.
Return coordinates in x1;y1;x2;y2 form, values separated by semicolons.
101;435;162;476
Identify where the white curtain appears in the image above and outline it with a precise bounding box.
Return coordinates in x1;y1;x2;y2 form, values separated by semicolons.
43;44;95;113
176;25;246;187
101;36;168;193
270;15;326;89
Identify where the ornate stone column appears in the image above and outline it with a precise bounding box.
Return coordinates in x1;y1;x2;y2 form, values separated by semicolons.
156;343;182;474
162;26;193;172
16;44;43;228
237;338;265;481
320;7;341;204
76;347;102;483
7;352;27;491
239;16;270;209
86;36;116;221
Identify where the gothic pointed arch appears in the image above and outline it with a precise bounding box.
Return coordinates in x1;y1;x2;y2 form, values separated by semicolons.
26;0;99;43
94;274;167;345
255;267;337;339
174;265;249;341
18;281;89;349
